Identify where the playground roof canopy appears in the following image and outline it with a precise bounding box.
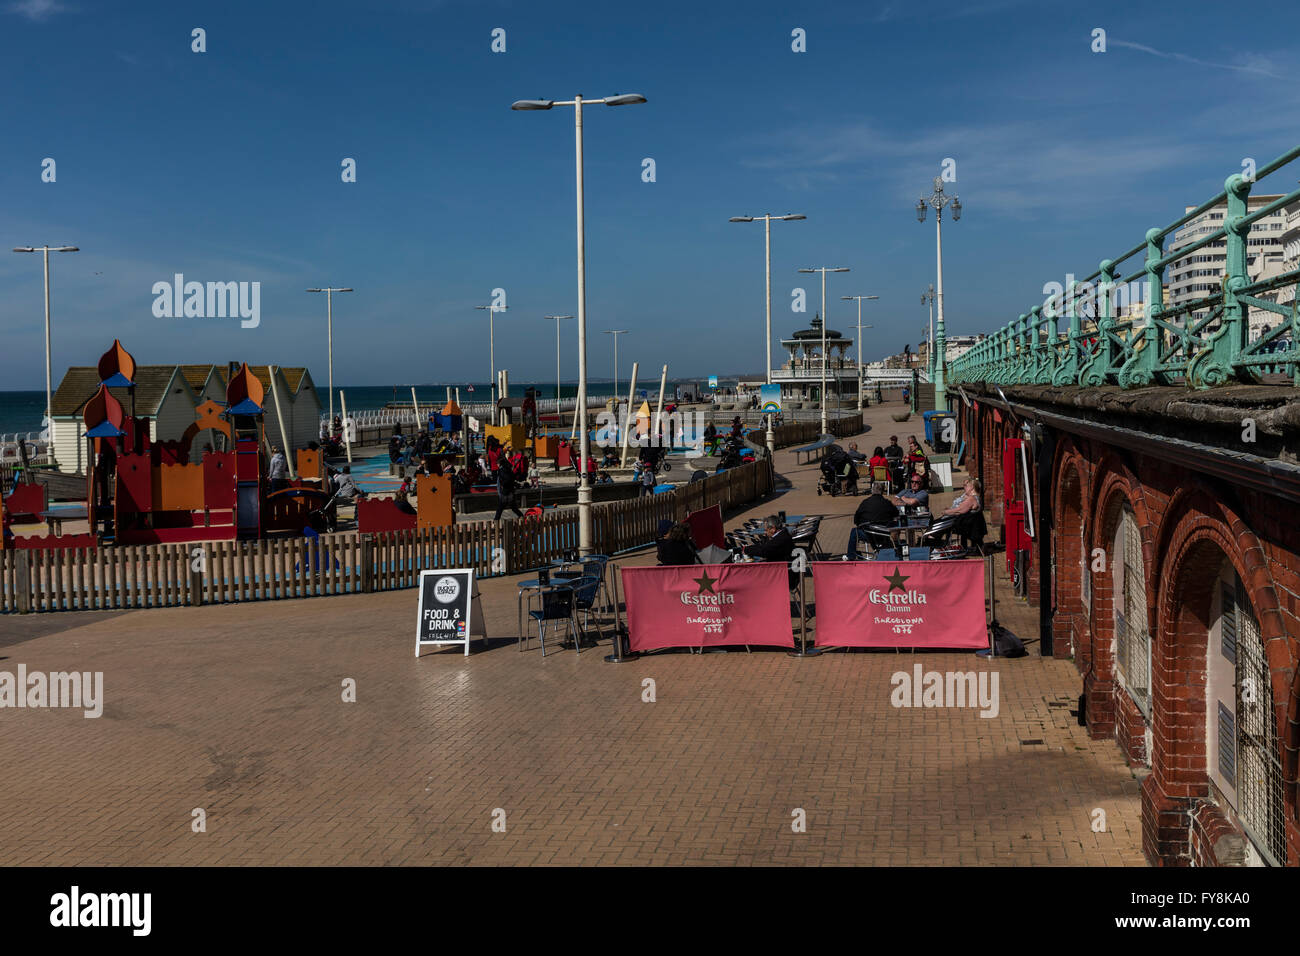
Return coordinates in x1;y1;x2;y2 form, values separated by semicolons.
53;364;315;417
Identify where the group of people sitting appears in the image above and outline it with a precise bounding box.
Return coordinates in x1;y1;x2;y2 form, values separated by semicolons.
389;427;462;467
655;513;795;567
820;434;932;497
844;476;985;559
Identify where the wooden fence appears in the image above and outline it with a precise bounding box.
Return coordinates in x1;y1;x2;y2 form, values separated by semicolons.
769;413;860;448
0;459;774;613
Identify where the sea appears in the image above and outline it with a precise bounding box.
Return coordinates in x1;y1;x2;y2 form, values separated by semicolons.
0;381;703;437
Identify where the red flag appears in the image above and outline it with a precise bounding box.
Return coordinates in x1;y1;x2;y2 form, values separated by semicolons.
622;563;795;650
811;560;987;649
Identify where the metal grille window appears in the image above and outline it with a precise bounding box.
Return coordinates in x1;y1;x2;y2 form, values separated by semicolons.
1114;509;1150;715
1231;578;1286;866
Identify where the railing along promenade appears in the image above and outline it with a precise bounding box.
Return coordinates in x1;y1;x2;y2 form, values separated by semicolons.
948;144;1300;391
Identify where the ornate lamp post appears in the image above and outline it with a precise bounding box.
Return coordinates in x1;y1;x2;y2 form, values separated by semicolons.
916;178;961;409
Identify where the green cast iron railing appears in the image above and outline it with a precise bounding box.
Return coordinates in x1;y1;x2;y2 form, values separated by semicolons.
948;144;1300;391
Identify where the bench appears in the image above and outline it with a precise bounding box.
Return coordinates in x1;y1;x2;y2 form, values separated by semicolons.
791;434;836;465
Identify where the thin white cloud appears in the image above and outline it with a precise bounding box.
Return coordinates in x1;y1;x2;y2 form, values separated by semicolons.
1110;40;1286;80
7;0;69;20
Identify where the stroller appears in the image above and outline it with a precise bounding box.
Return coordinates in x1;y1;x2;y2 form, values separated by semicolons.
817;448;859;497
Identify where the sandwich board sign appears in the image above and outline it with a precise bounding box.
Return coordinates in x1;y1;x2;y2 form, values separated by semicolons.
416;568;486;657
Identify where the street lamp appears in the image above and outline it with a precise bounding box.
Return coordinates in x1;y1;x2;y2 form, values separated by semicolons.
729;213;806;455
841;294;878;412
921;284;936;380
305;287;353;425
601;329;631;399
916;177;961;410
13;244;78;458
798;266;850;433
544;315;574;405
475;303;509;407
512;91;647;557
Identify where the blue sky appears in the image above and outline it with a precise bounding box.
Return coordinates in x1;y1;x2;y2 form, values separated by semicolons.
1;0;1297;389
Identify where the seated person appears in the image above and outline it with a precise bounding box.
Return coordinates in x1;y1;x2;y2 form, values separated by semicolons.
905;436;929;476
600;448;619;468
331;466;364;501
883;435;904;461
868;446;889;471
891;471;930;510
845;492;899;559
393;487;417;515
656;520;699;566
845;442;867;461
940;478;984;548
596;470;613;485
743;514;794;563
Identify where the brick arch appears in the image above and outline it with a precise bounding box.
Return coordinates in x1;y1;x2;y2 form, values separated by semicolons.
1083;457;1158;752
1146;494;1297;865
1051;436;1089;664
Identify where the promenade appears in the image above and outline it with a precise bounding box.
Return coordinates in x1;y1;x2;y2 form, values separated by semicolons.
0;400;1145;866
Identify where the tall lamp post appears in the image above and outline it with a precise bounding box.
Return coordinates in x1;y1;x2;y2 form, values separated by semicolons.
921;284;936;380
475;302;509;407
601;329;630;404
841;294;878;412
729;213;805;455
797;266;850;434
543;315;574;405
13;244;78;459
305;286;353;425
916;178;961;409
512;92;647;557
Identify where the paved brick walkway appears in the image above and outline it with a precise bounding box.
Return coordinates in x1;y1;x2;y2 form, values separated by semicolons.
0;401;1145;865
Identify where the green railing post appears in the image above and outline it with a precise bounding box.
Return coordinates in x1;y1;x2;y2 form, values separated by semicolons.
1121;233;1163;387
1190;173;1251;388
1053;279;1082;385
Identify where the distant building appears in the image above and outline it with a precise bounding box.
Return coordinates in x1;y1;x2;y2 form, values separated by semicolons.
917;334;984;367
1167;195;1287;308
49;363;320;473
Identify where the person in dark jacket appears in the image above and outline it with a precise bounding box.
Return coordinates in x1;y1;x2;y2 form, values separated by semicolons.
656;520;698;565
846;492;899;559
494;455;523;520
743;515;794;563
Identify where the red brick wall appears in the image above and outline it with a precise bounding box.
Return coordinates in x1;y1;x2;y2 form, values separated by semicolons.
962;399;1300;866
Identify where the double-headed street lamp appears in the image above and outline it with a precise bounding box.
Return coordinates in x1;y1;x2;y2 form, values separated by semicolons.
512;91;647;557
13;244;78;455
475;302;508;407
841;294;878;412
543;315;574;404
305;287;353;424
921;284;936;379
916;178;961;409
601;329;631;400
729;213;806;455
798;266;850;433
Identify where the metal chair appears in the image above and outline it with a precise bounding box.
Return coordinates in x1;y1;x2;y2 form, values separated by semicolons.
569;574;606;649
578;555;613;612
524;584;577;657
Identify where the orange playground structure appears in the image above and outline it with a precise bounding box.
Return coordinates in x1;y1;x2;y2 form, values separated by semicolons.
1;340;334;550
